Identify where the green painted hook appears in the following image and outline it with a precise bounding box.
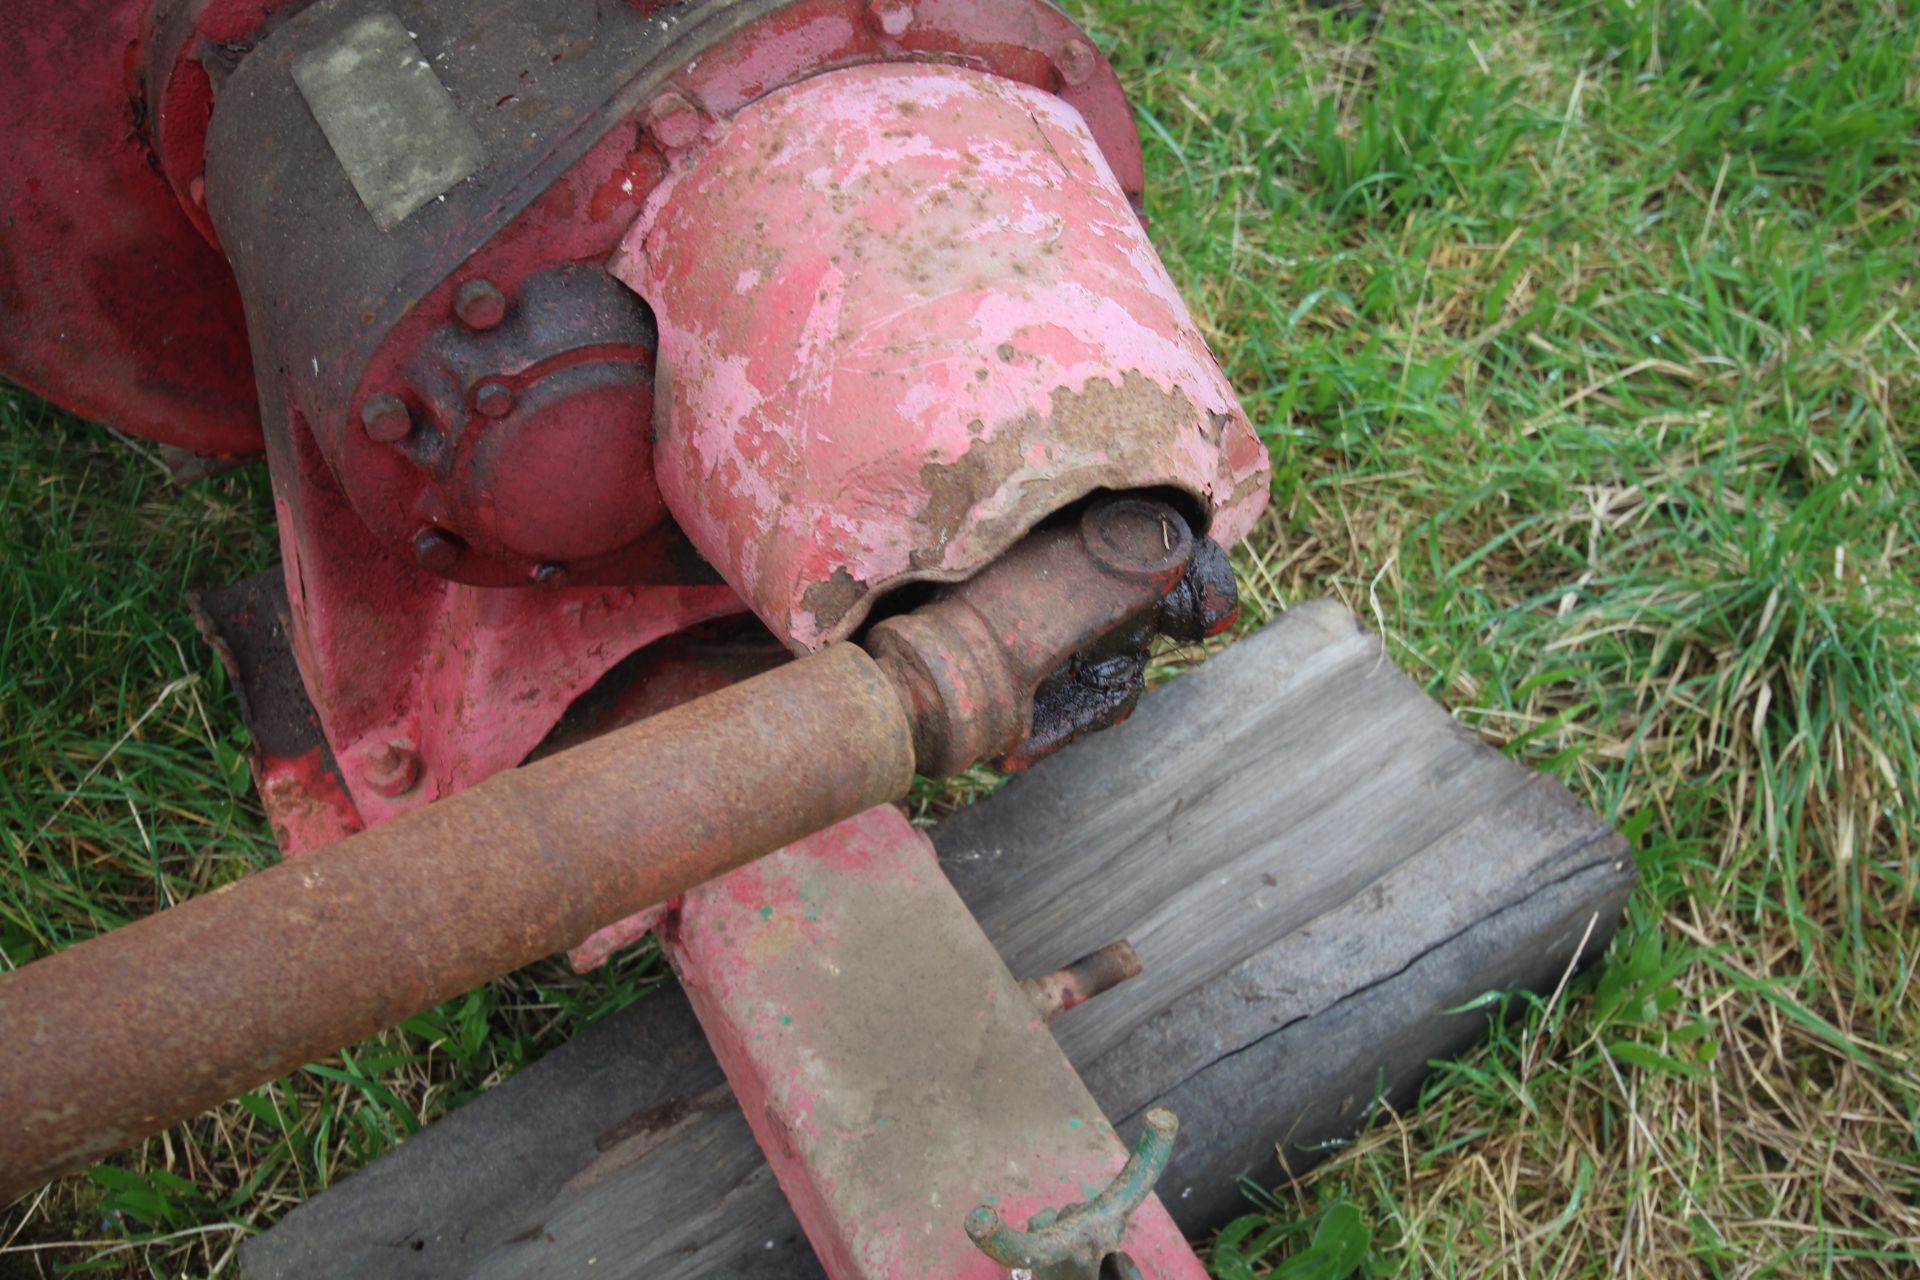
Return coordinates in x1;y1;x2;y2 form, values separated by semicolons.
965;1108;1178;1279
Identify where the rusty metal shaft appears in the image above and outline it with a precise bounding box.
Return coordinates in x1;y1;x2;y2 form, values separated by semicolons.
0;645;913;1197
0;496;1220;1199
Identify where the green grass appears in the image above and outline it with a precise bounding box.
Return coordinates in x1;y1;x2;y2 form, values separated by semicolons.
0;406;674;1274
5;0;1920;1274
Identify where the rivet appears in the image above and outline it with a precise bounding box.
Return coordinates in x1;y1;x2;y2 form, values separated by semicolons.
1056;38;1098;87
454;278;507;330
867;0;914;37
644;91;706;149
360;393;412;443
531;562;570;590
474;380;515;418
413;528;461;573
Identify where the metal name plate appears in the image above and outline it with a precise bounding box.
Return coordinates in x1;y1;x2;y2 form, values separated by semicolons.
291;10;483;230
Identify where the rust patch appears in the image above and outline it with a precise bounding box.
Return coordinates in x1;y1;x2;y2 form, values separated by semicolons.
915;430;1026;566
915;371;1207;561
801;565;866;631
0;644;916;1197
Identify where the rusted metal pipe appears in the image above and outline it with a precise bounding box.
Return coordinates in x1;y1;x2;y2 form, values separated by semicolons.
1020;940;1144;1024
0;644;913;1197
0;496;1228;1198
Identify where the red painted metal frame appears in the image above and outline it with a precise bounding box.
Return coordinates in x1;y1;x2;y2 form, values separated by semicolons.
667;804;1208;1278
274;504;746;834
0;0;1225;833
1;2;1163;836
0;0;260;455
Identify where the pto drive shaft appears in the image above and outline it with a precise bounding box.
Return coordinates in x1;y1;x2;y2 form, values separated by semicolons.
0;497;1226;1198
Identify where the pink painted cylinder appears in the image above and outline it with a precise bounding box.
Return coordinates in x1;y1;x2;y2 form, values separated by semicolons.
615;63;1268;652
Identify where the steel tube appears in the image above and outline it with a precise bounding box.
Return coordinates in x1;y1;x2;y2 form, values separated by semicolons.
0;643;914;1197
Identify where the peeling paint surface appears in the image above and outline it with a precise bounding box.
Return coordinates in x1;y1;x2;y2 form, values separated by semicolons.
618;64;1269;651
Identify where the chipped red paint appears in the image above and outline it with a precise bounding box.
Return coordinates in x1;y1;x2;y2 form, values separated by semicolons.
666;806;1208;1278
257;747;366;854
617;63;1269;649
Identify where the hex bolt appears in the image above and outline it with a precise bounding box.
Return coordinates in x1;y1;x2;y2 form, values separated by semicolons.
360;393;412;444
453;278;508;331
531;562;570;591
473;380;515;418
644;91;706;149
412;527;461;573
867;0;914;37
1055;38;1098;87
362;741;421;798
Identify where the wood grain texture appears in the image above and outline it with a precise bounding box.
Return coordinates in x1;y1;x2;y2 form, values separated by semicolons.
242;601;1632;1279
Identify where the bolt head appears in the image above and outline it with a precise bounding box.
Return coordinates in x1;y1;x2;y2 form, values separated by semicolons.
474;380;515;418
1055;38;1098;87
413;527;461;573
867;0;914;36
1081;497;1191;578
531;561;570;590
362;740;421;797
454;278;508;330
645;91;705;149
360;393;412;443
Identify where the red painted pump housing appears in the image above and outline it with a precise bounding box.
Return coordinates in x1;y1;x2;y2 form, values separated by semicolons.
1;0;1268;878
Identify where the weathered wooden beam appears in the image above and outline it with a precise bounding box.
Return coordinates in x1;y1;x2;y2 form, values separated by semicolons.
242;601;1632;1279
